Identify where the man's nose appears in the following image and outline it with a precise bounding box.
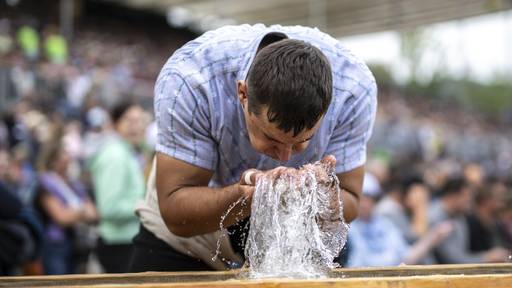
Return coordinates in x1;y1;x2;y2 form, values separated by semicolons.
276;146;293;161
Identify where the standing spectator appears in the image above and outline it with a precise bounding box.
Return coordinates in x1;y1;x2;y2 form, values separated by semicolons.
16;24;39;61
37;140;97;274
0;19;13;56
43;25;68;65
87;101;145;273
429;178;510;264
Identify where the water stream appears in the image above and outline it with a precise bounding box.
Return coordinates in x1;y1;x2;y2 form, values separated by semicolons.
213;157;348;278
244;157;348;278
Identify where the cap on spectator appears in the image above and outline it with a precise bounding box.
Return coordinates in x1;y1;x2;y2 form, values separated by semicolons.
86;106;108;129
363;172;381;198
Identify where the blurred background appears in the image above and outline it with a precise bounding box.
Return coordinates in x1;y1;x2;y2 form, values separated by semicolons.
0;0;511;276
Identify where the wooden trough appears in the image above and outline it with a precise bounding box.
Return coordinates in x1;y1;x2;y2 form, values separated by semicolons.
1;263;511;287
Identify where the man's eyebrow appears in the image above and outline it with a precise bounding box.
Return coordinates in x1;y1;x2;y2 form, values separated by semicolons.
263;131;284;144
263;132;314;145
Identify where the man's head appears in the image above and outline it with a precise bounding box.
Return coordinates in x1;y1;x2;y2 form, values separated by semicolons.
439;177;473;215
238;38;332;161
111;101;145;146
474;181;507;216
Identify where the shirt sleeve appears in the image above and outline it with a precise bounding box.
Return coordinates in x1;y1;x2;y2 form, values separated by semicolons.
326;81;377;173
154;70;218;170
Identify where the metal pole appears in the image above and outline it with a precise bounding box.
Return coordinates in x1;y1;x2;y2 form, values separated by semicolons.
59;0;74;42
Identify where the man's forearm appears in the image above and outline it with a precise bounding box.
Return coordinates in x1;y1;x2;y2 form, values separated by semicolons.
159;184;251;237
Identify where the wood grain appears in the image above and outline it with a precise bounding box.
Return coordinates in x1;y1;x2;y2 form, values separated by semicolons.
1;263;510;288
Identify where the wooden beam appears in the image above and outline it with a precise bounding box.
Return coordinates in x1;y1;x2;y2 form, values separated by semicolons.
0;264;510;288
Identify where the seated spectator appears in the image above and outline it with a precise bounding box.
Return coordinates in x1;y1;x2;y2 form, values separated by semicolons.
497;195;512;250
467;182;506;252
429;177;510;264
0;147;42;275
376;172;429;244
348;173;451;267
37;140;97;275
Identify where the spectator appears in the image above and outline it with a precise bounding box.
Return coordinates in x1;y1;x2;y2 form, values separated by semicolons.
497;195;512;251
0;19;13;56
376;172;430;244
87;100;145;273
16;25;39;60
37;140;97;274
43;25;68;65
0;147;42;275
467;183;506;252
429;178;510;264
348;173;451;267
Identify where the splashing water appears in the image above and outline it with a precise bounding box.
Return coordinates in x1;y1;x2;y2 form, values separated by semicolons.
212;196;248;263
244;156;349;278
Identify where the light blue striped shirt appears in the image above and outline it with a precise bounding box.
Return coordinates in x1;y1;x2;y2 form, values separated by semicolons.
155;24;377;188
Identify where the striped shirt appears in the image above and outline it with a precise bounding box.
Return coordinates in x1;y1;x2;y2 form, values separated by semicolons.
155;23;377;187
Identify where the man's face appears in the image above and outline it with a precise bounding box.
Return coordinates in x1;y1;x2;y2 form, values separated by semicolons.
116;105;146;146
456;187;474;214
238;81;321;161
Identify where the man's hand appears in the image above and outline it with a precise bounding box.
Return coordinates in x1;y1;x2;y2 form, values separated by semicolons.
238;168;264;200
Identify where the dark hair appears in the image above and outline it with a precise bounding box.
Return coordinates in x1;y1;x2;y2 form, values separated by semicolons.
474;188;494;206
110;100;136;124
438;177;468;197
401;173;426;195
247;39;332;136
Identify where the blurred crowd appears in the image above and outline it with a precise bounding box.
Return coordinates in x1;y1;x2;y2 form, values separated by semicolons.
0;17;158;275
0;15;510;276
345;92;512;266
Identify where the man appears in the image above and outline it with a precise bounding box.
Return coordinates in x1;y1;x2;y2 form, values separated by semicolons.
130;24;377;272
429;177;510;264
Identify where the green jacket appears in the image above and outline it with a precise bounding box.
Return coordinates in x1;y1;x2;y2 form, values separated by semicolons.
88;136;145;244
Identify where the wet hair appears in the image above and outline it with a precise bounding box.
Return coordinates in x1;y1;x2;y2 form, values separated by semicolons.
247;38;332;136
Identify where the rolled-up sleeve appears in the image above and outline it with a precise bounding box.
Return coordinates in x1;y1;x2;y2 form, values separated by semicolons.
154;70;218;170
326;81;377;173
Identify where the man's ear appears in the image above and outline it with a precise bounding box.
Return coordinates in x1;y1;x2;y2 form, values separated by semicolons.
237;80;248;107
